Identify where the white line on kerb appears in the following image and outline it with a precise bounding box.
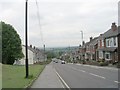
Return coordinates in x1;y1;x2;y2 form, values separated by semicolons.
89;73;106;79
55;69;70;89
114;81;120;83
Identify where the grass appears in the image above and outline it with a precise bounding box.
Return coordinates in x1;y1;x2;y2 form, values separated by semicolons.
0;63;2;89
2;64;45;88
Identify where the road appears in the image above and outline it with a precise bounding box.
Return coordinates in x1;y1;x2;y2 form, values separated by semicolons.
53;60;119;88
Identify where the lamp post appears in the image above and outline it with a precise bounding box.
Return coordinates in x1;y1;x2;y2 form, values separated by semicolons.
25;0;29;78
80;31;83;46
80;31;83;61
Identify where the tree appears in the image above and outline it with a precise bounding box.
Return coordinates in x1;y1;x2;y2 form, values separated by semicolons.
2;22;24;64
46;51;55;59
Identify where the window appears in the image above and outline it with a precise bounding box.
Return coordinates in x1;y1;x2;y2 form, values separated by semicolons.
105;52;110;60
113;37;116;46
110;40;112;46
99;51;103;58
102;40;104;47
106;39;110;47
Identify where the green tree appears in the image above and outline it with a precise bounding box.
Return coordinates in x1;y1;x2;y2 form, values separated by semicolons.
46;51;55;59
2;22;24;64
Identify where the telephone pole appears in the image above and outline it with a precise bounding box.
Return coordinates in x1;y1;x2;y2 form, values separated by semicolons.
25;0;29;78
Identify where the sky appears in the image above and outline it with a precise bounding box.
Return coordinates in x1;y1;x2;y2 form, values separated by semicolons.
0;0;119;48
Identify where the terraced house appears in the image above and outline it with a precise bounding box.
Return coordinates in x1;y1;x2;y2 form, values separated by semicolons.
85;37;98;61
14;45;47;65
97;23;118;63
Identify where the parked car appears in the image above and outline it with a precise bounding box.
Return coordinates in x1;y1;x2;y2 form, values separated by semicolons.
55;61;58;63
61;60;65;64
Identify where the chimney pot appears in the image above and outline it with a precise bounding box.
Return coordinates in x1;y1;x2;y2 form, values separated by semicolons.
90;37;93;41
111;22;117;31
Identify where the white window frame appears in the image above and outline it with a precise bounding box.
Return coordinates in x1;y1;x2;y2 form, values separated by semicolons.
106;39;110;47
99;51;103;59
113;37;117;47
105;52;111;60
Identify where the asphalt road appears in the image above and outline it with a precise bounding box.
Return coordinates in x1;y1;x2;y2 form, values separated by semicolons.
53;60;119;88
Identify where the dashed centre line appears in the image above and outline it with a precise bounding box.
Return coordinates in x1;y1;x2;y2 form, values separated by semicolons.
114;81;120;83
66;65;119;84
89;73;106;79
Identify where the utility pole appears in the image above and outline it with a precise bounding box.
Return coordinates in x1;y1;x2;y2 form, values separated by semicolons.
118;2;120;69
25;0;29;78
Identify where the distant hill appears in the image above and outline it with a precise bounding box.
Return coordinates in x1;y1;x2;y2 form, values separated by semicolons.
43;46;79;52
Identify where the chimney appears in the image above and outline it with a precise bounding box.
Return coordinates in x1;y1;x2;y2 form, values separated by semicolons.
30;45;32;48
100;34;103;36
79;44;81;47
34;46;35;49
111;22;117;31
90;37;93;41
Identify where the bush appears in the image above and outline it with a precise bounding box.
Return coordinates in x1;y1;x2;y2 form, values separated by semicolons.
99;61;108;66
85;60;99;65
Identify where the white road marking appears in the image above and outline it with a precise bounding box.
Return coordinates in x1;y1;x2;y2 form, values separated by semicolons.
89;73;106;79
70;67;86;73
81;64;118;70
55;69;71;89
114;81;120;83
53;68;64;88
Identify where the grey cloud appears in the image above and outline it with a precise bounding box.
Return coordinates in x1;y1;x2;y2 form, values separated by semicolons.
1;0;119;47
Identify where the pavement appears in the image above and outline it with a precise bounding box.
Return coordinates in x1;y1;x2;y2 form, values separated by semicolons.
31;62;64;88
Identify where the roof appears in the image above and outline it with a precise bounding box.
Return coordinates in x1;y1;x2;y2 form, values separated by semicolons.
89;37;98;46
83;37;98;48
22;45;44;54
103;29;118;38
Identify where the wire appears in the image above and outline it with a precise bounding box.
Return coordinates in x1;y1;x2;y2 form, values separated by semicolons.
35;0;45;46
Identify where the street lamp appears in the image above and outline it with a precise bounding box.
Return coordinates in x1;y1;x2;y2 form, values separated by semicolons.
25;0;29;78
80;31;83;61
80;31;83;46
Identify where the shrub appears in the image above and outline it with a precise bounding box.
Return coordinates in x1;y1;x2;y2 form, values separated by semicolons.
99;61;108;66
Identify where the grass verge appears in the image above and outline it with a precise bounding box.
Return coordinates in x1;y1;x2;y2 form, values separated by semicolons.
0;63;2;89
2;64;45;88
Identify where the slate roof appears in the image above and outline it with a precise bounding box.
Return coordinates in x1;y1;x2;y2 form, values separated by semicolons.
83;37;98;48
102;28;118;39
89;37;98;46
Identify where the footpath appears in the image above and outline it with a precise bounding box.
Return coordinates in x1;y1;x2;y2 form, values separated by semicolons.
31;62;64;88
